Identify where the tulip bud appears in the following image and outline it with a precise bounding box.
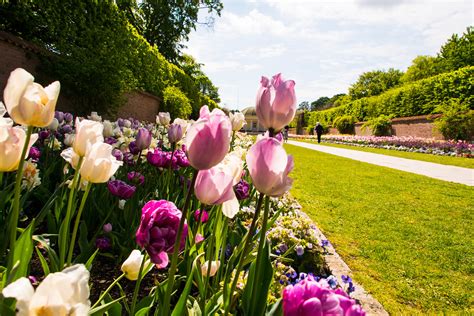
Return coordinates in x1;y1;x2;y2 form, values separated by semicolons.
121;250;151;281
88;111;102;122
79;142;122;183
3;68;60;127
201;261;220;277
256;73;296;132
102;120;114;137
54;111;65;124
185;106;232;170
135;128;152;150
47;118;59;131
73;118;104;157
0;127;38;172
229;112;246;131
173;118;189;134
103;223;112;233
168;123;183;144
157;112;171;126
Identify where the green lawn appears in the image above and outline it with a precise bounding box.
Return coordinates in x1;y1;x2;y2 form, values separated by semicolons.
285;143;474;314
293;139;474;169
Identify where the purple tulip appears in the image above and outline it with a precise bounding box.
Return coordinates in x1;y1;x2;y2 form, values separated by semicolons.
60;124;73;134
168;123;183;144
174;149;190;168
28;146;41;161
135;128;152;150
63;112;73;123
107;180;136;199
38;130;50;140
127;171;145;185
193;210;209;223
234;179;250;200
105;137;118;145
95;237;112;251
103;223;113;233
147;148;169;168
54;111;65;124
283;275;365;316
136;200;187;268
128;141;140;155
117;118;124;127
112;149;123;161
123;152;136;166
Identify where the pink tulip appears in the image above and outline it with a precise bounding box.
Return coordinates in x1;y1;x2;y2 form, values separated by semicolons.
256;73;296;132
194;167;235;205
246;136;293;197
185;106;231;170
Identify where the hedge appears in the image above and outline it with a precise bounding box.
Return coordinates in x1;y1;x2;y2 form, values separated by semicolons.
307;66;474;127
0;0;210;119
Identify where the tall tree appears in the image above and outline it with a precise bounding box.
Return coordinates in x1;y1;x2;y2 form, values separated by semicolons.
438;27;473;72
401;55;443;83
348;68;403;100
298;101;310;111
310;97;330;111
179;54;220;103
118;0;223;62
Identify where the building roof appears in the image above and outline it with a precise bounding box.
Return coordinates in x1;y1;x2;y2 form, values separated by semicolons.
242;106;257;116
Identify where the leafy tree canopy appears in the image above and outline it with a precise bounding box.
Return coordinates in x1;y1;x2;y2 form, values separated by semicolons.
298;101;310;111
179;54;220;103
438;26;473;71
117;0;223;62
401;55;443;83
310;97;330;111
348;68;403;100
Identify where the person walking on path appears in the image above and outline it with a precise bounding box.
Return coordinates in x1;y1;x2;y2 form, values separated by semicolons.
314;122;323;143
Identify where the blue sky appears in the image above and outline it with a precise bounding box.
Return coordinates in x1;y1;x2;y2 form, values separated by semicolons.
185;0;473;110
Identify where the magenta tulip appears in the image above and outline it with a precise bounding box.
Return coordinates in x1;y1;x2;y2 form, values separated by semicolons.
194;167;235;205
185;106;231;170
256;73;296;132
282;275;366;316
136;200;187;268
246;136;293;197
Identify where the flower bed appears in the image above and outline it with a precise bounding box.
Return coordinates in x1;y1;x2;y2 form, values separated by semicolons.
291;134;473;158
0;69;367;315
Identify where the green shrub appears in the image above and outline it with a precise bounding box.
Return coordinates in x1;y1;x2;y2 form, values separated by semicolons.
435;100;474;140
362;115;392;136
333;115;356;134
306;66;474;124
162;86;192;119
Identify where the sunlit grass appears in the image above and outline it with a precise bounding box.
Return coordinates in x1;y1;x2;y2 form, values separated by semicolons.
285;143;474;314
293;139;474;169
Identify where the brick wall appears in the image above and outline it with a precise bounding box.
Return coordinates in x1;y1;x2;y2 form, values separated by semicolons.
117;91;161;122
0;31;160;121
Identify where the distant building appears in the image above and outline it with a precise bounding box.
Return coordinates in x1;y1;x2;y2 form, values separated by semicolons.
241;106;266;133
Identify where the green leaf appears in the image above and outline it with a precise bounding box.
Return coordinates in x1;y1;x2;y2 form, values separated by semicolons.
242;240;274;316
171;265;195;316
266;299;282;316
10;220;35;282
35;247;50;276
89;295;125;316
85;248;99;270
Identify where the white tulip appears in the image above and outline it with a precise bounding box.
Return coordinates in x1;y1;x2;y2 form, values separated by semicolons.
0;101;14;142
63;133;75;147
201;260;220;277
157;112;171;126
73;118;104;157
79;142;122;183
87;111;102;122
173;118;189;134
121;250;151;281
3;68;60;127
102;120;114;137
2;264;90;316
229;112;246;131
47;117;59;131
0;126;38;172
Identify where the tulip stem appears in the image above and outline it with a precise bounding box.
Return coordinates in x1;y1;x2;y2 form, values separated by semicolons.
91;273;126;309
130;254;147;315
249;195;270;311
7;125;33;277
224;192;264;316
58;155;84;269
161;170;198;316
67;182;92;265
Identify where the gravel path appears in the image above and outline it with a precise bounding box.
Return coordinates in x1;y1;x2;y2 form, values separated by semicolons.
287;140;474;186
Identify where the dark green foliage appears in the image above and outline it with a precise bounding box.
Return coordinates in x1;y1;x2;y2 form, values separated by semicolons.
308;66;474;127
0;0;216;118
435;100;474;141
310;96;330;111
438;27;474;72
333;115;356;134
362;115;392;136
348;68;403;100
401;55;444;83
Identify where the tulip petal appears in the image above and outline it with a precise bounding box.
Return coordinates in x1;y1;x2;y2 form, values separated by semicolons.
4;68;34;123
2;277;34;316
222;195;240;218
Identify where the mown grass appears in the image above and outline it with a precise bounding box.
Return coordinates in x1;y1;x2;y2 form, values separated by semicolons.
285;143;474;314
294;139;474;169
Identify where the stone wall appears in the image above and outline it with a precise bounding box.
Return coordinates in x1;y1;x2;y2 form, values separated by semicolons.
0;31;160;121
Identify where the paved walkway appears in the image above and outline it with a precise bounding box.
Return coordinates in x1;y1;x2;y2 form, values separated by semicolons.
287;140;474;186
